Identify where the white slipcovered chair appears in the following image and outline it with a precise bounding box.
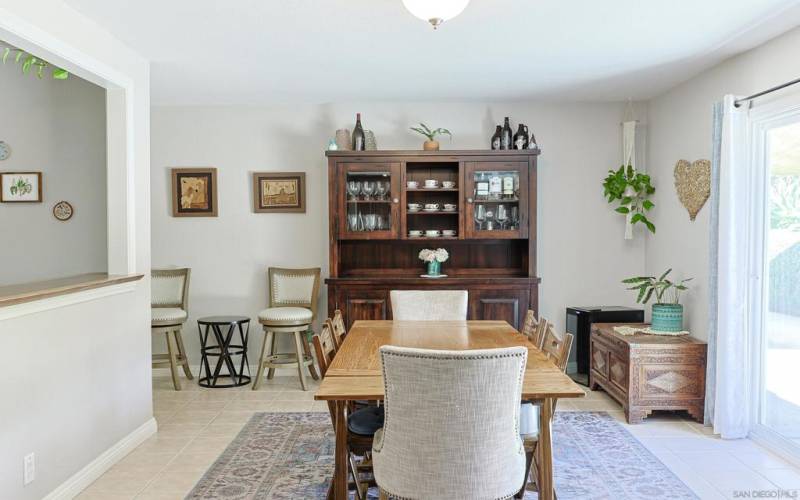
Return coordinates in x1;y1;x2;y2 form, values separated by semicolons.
253;267;320;391
389;290;468;320
373;345;528;500
151;268;193;391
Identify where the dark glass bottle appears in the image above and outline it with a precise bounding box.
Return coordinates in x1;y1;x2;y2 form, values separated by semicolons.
500;117;513;150
513;124;528;150
490;125;502;150
352;113;366;151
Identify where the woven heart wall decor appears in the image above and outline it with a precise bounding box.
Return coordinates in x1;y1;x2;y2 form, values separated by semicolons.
674;159;711;221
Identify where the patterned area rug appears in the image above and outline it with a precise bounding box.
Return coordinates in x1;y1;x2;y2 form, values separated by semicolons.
187;412;697;499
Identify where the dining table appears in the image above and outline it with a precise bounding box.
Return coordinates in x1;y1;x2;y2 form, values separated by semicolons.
314;320;586;500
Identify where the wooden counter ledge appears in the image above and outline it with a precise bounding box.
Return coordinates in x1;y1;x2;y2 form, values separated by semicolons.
0;273;144;308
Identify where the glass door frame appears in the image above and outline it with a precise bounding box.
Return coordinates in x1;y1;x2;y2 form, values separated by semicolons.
337;162;401;240
748;94;800;465
463;161;529;239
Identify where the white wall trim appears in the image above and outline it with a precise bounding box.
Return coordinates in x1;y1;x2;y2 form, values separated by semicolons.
0;283;137;321
42;417;157;500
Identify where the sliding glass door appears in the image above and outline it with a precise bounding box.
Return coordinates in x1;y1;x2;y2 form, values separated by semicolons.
753;108;800;459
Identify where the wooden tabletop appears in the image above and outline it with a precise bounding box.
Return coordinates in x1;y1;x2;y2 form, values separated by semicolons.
593;323;707;345
316;320;586;400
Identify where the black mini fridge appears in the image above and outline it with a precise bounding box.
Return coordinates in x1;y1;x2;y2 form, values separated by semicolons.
566;306;644;383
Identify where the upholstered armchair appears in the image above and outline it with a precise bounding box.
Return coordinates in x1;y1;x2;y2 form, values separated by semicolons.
389;290;468;320
253;267;321;391
373;345;527;499
151;268;193;390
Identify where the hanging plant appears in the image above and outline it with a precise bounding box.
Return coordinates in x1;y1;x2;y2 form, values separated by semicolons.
602;164;656;233
2;47;69;80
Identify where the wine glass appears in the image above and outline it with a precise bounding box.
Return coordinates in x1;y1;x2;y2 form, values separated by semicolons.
347;213;360;232
375;181;388;201
496;204;508;230
510;206;519;230
474;204;487;231
361;181;376;201
485;209;495;231
346;180;361;201
364;214;377;231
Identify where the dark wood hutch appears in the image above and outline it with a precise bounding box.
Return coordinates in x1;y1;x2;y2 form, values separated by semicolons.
325;149;540;330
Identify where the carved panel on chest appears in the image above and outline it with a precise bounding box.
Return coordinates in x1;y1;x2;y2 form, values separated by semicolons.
589;323;707;424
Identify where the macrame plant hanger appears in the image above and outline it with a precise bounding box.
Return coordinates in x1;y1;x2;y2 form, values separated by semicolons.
622;99;637;240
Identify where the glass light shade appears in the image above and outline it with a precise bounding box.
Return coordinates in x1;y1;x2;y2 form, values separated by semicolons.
402;0;470;28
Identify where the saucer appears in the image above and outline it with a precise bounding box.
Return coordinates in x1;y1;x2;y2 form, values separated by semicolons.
420;274;448;278
423;208;440;212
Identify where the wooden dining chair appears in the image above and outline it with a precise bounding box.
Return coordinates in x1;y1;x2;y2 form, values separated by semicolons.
521;310;549;349
389;290;468;320
328;309;347;349
516;324;574;498
374;345;528;499
312;325;382;500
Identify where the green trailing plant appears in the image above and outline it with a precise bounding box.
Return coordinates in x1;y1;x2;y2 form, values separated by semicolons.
622;268;692;305
602;164;656;233
2;46;69;80
409;123;452;142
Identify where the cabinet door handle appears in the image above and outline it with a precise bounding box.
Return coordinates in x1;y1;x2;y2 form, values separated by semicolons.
467;197;474;204
393;198;399;204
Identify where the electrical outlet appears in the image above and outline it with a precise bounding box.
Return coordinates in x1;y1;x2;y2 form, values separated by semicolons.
23;453;35;485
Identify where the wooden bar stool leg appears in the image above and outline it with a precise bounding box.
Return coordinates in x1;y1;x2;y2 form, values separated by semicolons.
292;330;308;391
165;329;182;391
267;331;278;380
174;328;194;380
253;329;273;390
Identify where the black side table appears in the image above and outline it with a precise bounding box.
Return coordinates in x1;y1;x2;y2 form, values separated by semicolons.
197;316;251;388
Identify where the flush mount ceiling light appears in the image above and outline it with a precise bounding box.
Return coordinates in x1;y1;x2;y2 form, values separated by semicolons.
402;0;470;29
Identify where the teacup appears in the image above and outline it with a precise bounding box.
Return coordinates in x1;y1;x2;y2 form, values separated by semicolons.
408;230;423;237
442;181;456;189
442;229;457;237
424;203;440;211
425;230;441;237
408;203;422;211
424;179;439;188
443;203;457;211
406;181;419;189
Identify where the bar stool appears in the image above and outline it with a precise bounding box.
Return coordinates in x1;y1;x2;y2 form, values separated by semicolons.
253;267;321;391
151;268;193;390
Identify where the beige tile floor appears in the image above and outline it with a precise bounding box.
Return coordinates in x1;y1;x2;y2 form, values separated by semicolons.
76;374;800;500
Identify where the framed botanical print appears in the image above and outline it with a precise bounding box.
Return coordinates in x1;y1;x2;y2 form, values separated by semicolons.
253;172;306;213
0;172;42;202
171;167;218;217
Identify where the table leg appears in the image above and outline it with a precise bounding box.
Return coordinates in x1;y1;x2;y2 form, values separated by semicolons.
537;397;555;500
333;400;348;500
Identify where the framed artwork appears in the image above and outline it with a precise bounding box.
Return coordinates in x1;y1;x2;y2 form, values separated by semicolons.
171;167;218;217
0;172;42;202
253;172;306;213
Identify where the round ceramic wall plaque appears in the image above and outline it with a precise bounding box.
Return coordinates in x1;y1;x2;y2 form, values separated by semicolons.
53;201;74;221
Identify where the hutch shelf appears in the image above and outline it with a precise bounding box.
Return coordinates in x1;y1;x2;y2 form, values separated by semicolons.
326;149;540;330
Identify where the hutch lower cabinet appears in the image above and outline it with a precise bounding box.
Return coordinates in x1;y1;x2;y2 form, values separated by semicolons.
325;150;540;328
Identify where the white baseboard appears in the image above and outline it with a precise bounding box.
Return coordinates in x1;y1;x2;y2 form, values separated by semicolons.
43;418;157;500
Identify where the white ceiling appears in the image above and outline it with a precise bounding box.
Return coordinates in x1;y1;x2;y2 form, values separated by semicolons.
64;0;800;105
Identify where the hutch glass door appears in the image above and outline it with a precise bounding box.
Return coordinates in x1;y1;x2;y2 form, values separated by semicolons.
464;162;528;239
338;162;400;239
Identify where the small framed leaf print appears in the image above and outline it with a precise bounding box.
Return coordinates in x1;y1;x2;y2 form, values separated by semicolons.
0;172;42;202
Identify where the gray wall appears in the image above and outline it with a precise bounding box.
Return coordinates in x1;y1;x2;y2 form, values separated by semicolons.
151;101;647;366
0;60;107;285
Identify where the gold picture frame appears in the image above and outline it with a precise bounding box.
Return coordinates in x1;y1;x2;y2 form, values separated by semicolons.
253;172;306;213
171;167;218;217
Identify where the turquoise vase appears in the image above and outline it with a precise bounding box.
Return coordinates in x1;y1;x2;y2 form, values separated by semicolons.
426;260;441;276
651;304;684;332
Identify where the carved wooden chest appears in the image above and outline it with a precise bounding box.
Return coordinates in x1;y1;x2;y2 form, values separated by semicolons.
589;323;706;424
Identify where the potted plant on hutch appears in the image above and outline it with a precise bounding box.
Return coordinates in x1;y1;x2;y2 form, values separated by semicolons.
419;248;449;277
409;123;452;151
622;269;691;332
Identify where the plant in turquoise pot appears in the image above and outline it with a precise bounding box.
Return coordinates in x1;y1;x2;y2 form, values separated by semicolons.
622;269;692;332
